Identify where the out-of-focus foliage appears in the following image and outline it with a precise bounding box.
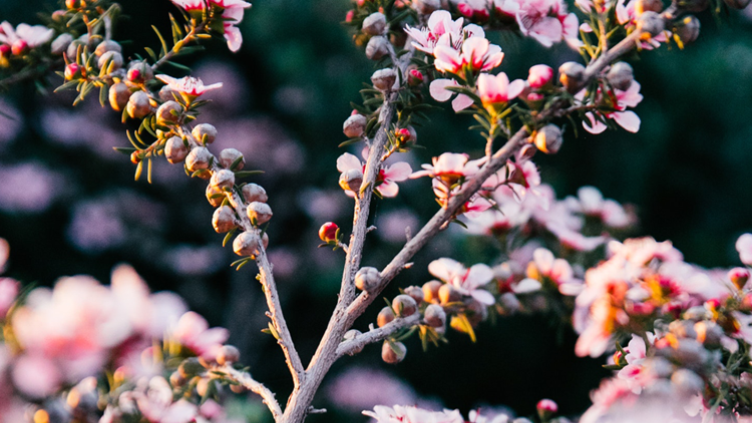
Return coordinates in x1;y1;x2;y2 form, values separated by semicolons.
1;0;752;421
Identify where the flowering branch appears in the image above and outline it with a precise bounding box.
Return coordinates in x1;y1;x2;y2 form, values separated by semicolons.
335;313;421;358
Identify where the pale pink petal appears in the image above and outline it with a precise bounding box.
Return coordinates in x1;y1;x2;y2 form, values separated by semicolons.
464;264;494;289
376;181;399;198
336;153;362;173
512;278;542;293
452;94;474;112
224;26;243;52
384;162;413;182
612;111;640;133
429;78;455;102
582;113;608;135
471;289;496;305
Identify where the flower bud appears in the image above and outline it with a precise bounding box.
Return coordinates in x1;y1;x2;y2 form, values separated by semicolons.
528;65;554;89
94;40;122;57
371;68;397;91
366;36;390;60
243;183;268;204
635;0;664;15
212;206;236;233
219;148;244;170
126;91;153;119
537;399;558;420
109;82;132;112
196;379;216;398
178;357;204;378
247;201;273;225
362;12;387;35
343;113;367;138
534;124;563;154
517;144;537;162
423;303;446;328
404;286;424;304
377;306;395;327
193;123;218;145
216;345;240;365
438;284;461;304
558;62;585;94
131;151;142;164
355;267;380;292
100;48;124;70
408;69;424;86
724;0;752;8
157;86;177;102
186;147;212;172
319;222;339;243
339;168;364;192
11;39;28;56
694;320;722;347
343;329;363;355
65;63;84;81
156;100;182;126
51;33;73;55
66;0;81;8
164;136;189;164
345;10;355;23
233;231;261;256
465;299;488;326
413;0;441;14
674;0;709;11
636;11;665;37
382;341;406;364
422;280;443;303
127;60;154;83
729;267;750;290
607;62;634;92
675;15;700;45
392;294;418;317
211;169;235;190
230;384;247;394
395;126;417;146
169;371;186;387
671;369;704;395
669;320;697;339
0;45;10;59
66;34;90;60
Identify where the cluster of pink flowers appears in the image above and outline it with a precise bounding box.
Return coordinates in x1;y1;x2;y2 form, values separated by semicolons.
171;0;252;52
0;21;53;57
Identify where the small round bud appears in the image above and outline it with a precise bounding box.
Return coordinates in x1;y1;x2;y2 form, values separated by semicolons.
422;280;443;303
366;36;390;60
216;345;240;365
381;341;406;364
0;45;10;59
94;40;121;57
156;100;183;126
247;201;273;225
395;126;417;146
694;320;722;347
127;60;154;83
355;267;380;292
66;0;81;9
438;284;461;304
165;136;190;164
192;123;217;145
206;185;224;207
413;0;441;14
343;113;367;138
635;0;664;15
343;329;363;355
100;48;124;71
371;68;397;91
126;91;153;119
607;62;634;91
109;82;132;112
64;63;83;81
536;399;558;420
675;15;700;45
196;379;215;398
423;304;446;328
178;357;204;378
131;151;141;164
169;371;186;387
403;286;424;304
724;0;752;8
528;64;554;89
407;69;424;86
558;62;585;94
67;34;90;60
393;294;418;317
158;85;177;102
345;9;355;22
210;169;235;190
534;124;563;154
11;39;28;56
674;0;709;12
377;306;395;327
242;183;268;204
319;222;339;243
219;148;244;170
185;147;212;173
729;267;750;290
339;168;364;193
233;231;262;256
362;12;387;35
230;384;247;394
51;33;73;55
636;11;665;37
262;232;269;249
518;144;537;162
671;369;704;395
465;299;488;326
213;207;237;234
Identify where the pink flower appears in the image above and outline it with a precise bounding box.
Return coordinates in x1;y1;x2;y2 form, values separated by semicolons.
615;0;670;50
565;186;633;228
155;75;223;100
477;72;525;106
515;0;581;48
433;37;504;74
363;405;465;423
170;311;229;360
528;64;554;89
336;152;412;198
506;160;541;200
0;21;54;54
137;377;199;423
581;81;643;134
529;248;583;295
11;354;61;398
410;153;483;184
737;233;752;265
171;0;205;11
428;258;496;305
458;0;490;21
493;0;521;17
0;278;19;317
208;0;252;52
429;78;474;112
404;10;464;54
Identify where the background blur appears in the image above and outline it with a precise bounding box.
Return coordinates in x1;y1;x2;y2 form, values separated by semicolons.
1;0;752;421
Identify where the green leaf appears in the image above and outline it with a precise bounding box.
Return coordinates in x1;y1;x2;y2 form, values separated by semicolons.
234;170;265;178
113;147;137;155
144;47;158;62
222;228;237;247
152;25;169;56
54;80;79;93
166;61;192;72
147;159;153;184
99;84;109;108
338;137;362;148
134;160;144;181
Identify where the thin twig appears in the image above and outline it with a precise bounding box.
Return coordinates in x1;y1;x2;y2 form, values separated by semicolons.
214;365;283;420
336;313;421;357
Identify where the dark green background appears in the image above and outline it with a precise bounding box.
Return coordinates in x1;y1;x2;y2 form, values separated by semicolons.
1;0;751;420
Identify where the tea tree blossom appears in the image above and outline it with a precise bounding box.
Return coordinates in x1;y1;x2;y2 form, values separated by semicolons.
336;152;412;198
155;75;224;100
428;258;495;305
0;21;53;55
433;36;504;74
581;81;644;134
476;72;525;107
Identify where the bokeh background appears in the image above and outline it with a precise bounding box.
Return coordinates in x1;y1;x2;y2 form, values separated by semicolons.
1;0;752;421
